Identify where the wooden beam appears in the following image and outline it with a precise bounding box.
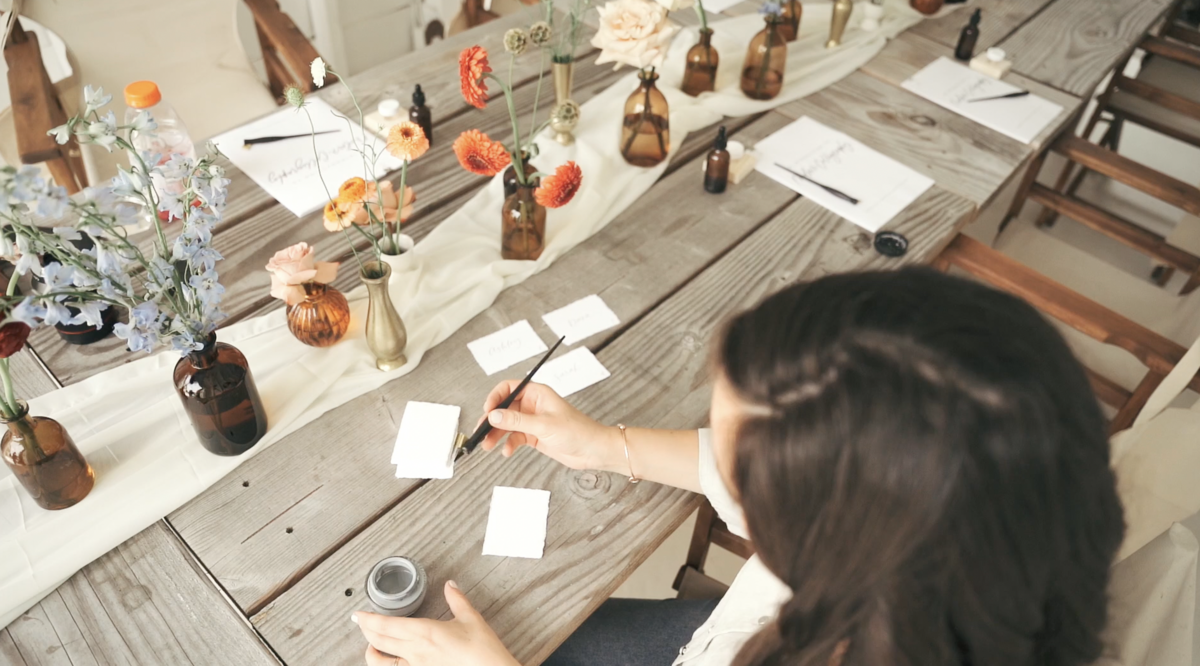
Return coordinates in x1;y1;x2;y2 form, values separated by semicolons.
243;0;327;90
1115;74;1200;123
1086;366;1133;408
1052;134;1200;217
1142;34;1200;69
1165;23;1200;48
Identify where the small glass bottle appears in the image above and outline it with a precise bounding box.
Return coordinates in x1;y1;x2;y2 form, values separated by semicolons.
955;9;982;61
1;401;94;511
705;126;731;194
410;84;433;147
681;28;720;97
621;69;670;167
501;185;547;260
174;334;268;456
741;17;787;101
779;0;803;41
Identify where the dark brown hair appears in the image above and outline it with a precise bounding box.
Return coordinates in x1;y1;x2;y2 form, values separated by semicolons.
720;267;1124;666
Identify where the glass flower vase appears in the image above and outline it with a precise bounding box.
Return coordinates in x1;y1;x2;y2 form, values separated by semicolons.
287;283;351;348
174;334;268;456
681;29;719;97
501;185;546;261
621;69;670;167
2;401;94;510
361;261;408;371
779;0;802;41
503;152;539;199
741;17;787;100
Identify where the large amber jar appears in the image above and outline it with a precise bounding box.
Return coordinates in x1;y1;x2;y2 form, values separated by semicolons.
174;334;267;456
741;16;787;101
2;401;94;510
286;283;351;347
621;69;670;167
779;0;802;41
501;185;546;261
681;29;720;97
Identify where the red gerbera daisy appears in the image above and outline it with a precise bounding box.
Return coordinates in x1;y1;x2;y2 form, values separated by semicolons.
458;46;491;109
453;130;512;177
534;162;583;208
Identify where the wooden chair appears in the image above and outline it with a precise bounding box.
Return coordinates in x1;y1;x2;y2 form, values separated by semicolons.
673;499;755;600
934;234;1200;434
242;0;333;104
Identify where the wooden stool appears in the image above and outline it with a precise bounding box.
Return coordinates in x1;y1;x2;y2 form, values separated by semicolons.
673;499;754;600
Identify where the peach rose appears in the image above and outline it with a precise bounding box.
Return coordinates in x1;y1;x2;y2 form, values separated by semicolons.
591;0;679;70
336;181;416;227
266;242;339;305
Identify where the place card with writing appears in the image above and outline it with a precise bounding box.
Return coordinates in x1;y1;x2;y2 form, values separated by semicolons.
392;401;461;480
482;487;551;559
532;347;611;397
542;295;621;346
467;320;549;376
755;116;934;232
901;57;1064;145
210;98;403;217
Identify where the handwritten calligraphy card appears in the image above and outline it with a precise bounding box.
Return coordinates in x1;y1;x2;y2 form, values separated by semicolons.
902;57;1063;145
467;320;549;376
532;347;611;397
542;295;620;346
755;117;934;232
211;98;402;216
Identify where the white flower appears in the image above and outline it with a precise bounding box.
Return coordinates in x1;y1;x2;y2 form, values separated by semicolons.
311;57;327;88
85;111;119;151
83;85;112;115
591;0;680;70
130;110;157;134
48;123;71;145
69;302;109;328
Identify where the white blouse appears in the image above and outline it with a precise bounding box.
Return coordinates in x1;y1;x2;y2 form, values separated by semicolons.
672;430;793;666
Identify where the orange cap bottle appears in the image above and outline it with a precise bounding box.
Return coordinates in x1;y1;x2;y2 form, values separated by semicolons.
124;81;162;109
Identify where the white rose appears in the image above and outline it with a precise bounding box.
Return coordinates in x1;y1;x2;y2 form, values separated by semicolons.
591;0;681;70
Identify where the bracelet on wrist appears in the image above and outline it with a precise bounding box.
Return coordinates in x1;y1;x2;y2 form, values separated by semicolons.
617;424;639;484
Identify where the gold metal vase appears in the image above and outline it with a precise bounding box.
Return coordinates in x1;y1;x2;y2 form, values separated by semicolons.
361;262;408;371
551;60;578;145
826;0;854;48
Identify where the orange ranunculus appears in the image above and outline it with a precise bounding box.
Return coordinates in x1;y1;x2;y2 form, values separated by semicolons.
535;162;583;208
453;130;511;177
386;121;430;162
458;46;491;109
0;321;31;359
336;177;367;205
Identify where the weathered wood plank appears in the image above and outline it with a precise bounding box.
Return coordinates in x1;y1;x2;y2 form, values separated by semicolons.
0;629;26;666
252;183;976;665
4;605;72;666
996;0;1174;98
169;111;800;615
909;0;1058;52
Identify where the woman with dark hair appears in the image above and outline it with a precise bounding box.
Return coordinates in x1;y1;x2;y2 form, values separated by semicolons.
351;267;1127;666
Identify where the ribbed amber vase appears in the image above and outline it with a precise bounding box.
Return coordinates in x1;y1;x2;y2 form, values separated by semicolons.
286;283;351;347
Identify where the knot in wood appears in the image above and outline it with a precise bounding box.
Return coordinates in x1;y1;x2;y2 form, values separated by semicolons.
680;333;701;352
572;470;610;497
910;114;936;127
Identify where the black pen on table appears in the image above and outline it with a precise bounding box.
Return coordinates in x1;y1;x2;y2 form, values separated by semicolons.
242;130;337;148
774;163;860;205
456;335;566;459
967;90;1030;103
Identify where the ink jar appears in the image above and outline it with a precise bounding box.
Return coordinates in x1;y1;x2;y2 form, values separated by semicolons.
365;556;428;617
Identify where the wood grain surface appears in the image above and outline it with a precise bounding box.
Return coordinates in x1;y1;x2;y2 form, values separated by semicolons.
910;0;1058;52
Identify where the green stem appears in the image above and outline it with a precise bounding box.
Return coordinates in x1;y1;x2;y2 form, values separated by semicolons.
529;49;547;143
392;161;409;253
485;72;528;186
0;359;17;420
694;0;708;31
756;20;774;97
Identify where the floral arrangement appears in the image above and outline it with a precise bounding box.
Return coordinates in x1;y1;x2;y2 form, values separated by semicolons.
265;242;338;306
590;0;681;71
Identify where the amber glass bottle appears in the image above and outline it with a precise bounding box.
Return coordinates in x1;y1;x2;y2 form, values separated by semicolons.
409;84;433;147
741;17;787;100
1;401;93;510
681;29;719;97
503;152;539;198
501;185;547;261
778;0;802;41
621;69;670;167
704;126;731;194
287;283;351;347
174;334;267;456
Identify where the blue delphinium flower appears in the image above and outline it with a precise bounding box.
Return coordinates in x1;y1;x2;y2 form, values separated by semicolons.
83;85;112;115
68;301;109;329
40;262;75;296
189;269;225;307
10;298;46;327
760;0;782;15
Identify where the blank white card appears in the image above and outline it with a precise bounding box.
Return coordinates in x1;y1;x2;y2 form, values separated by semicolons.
392;401;461;480
482;487;551;559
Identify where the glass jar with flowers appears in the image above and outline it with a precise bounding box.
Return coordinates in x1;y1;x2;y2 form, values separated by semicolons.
679;0;720;97
2;89;268;457
742;2;788;100
453;35;585;261
265;242;349;347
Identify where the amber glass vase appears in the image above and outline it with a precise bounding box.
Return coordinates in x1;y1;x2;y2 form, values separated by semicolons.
174;334;267;456
1;401;93;510
501;185;546;261
621;69;670;167
779;0;802;40
503;152;539;199
287;283;351;347
681;29;719;97
741;17;787;100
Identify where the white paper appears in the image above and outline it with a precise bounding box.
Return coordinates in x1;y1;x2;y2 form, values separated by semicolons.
392;401;461;479
532;347;611;397
467;320;549;375
701;0;745;13
901;57;1064;145
755;116;934;232
482;487;551;559
542;295;621;346
210;98;403;216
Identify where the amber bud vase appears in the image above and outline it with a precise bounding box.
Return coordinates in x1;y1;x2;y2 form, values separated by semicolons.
681;29;720;97
286;283;351;347
501;185;547;261
503;151;539;199
741;17;787;101
2;401;93;510
621;69;670;167
174;334;268;456
779;0;802;41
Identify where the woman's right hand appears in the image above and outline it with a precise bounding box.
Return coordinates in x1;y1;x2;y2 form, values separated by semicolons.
479;381;623;472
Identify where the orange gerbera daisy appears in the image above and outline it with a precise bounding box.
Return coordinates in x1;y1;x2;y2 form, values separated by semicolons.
458;46;491;109
323;200;354;232
453;130;511;177
386;121;429;162
535;162;583;208
336;177;367;205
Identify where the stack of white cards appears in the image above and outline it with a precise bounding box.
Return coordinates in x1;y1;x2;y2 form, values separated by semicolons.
392;401;461;480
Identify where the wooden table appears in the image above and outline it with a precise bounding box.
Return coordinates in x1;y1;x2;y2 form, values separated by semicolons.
0;0;1175;663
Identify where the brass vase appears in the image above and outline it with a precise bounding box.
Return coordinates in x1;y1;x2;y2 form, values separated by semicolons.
286;283;351;347
779;0;802;41
1;401;94;510
826;0;854;48
681;28;719;97
553;60;575;106
621;69;670;167
552;60;578;145
361;262;408;371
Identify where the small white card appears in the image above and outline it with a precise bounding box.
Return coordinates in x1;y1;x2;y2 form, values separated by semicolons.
482;487;551;559
542;295;621;346
532;347;611;397
755;116;934;232
211;98;403;217
901;57;1064;145
392;401;461;479
467;320;549;376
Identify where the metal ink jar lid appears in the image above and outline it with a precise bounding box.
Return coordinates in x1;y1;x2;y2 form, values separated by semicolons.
365;556;428;617
873;231;909;257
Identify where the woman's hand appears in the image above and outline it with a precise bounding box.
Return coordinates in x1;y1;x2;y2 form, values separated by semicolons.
354;581;520;666
478;381;624;473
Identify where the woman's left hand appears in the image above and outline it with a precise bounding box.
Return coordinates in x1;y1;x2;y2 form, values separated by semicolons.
353;580;520;666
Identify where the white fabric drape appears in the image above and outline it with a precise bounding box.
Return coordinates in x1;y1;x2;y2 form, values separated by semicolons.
0;0;927;628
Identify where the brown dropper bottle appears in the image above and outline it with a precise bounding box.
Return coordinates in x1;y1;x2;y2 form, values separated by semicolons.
704;126;730;194
410;84;433;146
